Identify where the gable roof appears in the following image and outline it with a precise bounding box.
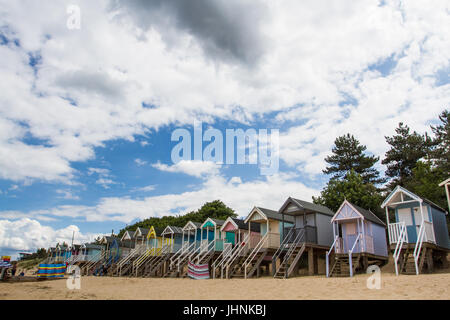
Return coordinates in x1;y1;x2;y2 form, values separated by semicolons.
336;200;386;227
279;197;335;216
182;221;202;231
382;185;448;214
201;218;226;228
244;206;294;223
161;225;184;235
220;217;260;232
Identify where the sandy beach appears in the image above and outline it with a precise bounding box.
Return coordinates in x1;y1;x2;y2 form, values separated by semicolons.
1;269;449;300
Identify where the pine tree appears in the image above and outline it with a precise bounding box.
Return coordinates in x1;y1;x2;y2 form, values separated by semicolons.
323;133;384;184
313;170;383;217
382;122;432;188
430;109;450;174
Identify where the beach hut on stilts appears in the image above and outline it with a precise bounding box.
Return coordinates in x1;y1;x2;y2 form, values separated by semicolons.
223;207;293;279
143;226;183;277
326;200;388;277
165;221;202;278
212;217;260;279
115;230;146;276
132;226;159;277
382;185;450;275
188;218;226;276
270;198;335;279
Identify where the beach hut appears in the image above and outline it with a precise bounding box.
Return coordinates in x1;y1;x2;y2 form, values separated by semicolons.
272;198;335;278
381;185;450;275
189;218;226;269
132;226;159;276
222;207;294;279
164;221;202;278
439;178;450;213
326;200;388;277
143;226;184;277
212;217;260;278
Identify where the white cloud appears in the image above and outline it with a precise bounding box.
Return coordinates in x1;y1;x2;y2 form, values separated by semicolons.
0;218;101;252
56;189;80;200
132;185;156;192
152;160;220;178
134;158;147;166
0;0;447;185
0;171;320;223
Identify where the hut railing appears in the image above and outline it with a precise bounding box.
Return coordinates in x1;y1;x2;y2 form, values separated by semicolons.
393;221;407;276
170;240;195;269
196;240;215;264
117;245;146;275
326;235;340;277
271;227;295;268
244;232;268;279
413;221;427;275
388;222;408;244
348;233;362;277
211;242;234;279
223;233;250;278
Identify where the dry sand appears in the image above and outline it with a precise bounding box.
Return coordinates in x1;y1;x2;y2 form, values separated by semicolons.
0;270;449;300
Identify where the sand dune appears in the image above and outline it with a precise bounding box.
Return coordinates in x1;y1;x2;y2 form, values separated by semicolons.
0;270;449;300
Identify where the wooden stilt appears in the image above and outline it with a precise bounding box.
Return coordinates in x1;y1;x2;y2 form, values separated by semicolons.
308;247;314;276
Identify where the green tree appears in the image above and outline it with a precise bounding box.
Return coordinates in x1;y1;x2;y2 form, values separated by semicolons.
404;161;447;210
430;109;450;173
382;122;432;188
313;170;383;217
323;134;385;185
117;200;237;238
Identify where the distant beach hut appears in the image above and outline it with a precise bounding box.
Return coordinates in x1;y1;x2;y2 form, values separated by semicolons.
165;221;202;278
326;200;388;277
382;185;450;275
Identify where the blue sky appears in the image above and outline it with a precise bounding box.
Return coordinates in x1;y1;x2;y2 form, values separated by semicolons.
0;0;448;258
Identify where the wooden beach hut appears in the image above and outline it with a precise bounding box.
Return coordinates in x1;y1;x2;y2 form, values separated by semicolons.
212;217;260;278
188;218;226;270
271;198;335;278
326;200;388;277
143;226;183;277
164;221;202;278
381;185;450;275
222;207;294;278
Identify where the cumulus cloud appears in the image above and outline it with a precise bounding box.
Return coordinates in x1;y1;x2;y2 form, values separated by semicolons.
0;218;101;252
152;160;220;178
0;170;320;223
0;0;448;186
109;0;269;65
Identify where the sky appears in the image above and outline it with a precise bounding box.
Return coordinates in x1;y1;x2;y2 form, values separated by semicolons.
0;0;449;258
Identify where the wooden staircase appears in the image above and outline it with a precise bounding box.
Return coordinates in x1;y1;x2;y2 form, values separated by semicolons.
228;249;267;278
273;243;306;279
144;253;171;277
398;246;427;275
329;253;361;277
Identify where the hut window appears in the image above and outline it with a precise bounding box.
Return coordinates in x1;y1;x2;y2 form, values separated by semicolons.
346;222;357;235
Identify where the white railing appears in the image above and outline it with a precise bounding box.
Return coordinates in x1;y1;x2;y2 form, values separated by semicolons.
275;229;305;278
414;222;427;275
223;234;251;279
348;233;362;277
393;222;407;276
196;240;215;264
326;235;339;277
170;241;194;269
388;222;409;244
211;242;234;279
271;228;295;267
244;233;268;279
